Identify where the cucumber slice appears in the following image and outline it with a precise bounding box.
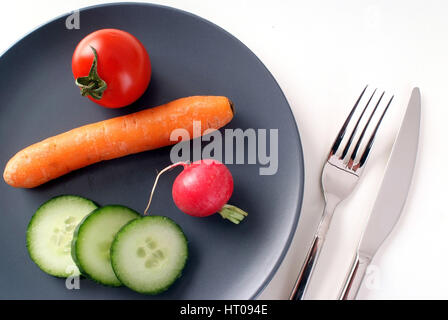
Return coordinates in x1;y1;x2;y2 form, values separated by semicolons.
26;195;98;277
111;215;188;294
71;205;140;286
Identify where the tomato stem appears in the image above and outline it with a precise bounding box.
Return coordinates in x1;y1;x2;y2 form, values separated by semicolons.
143;162;188;216
75;46;107;100
218;204;248;224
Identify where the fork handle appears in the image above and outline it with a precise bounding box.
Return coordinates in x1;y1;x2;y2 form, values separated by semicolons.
289;199;339;300
289;234;325;300
339;253;371;300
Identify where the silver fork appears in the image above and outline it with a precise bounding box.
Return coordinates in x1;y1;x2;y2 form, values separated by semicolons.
289;86;393;300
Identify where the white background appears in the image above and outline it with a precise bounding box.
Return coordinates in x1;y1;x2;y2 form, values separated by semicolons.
1;0;447;299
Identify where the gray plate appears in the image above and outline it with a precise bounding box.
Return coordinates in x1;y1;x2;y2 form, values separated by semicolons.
0;3;304;299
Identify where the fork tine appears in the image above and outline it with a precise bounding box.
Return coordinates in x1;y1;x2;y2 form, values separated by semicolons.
340;89;377;159
329;85;368;157
347;91;385;168
354;95;394;170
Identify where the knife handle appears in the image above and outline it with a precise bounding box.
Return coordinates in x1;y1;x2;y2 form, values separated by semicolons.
339;253;371;300
289;234;325;300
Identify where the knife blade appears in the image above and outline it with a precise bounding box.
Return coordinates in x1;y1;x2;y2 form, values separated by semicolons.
339;87;421;300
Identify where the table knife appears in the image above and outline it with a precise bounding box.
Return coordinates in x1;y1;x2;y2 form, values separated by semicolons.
339;87;421;300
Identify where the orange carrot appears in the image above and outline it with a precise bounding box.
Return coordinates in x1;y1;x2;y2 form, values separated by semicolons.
4;96;234;188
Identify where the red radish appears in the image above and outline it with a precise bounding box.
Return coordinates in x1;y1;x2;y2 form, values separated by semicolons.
144;159;248;224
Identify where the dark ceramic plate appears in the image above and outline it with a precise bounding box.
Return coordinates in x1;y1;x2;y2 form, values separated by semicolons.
0;3;303;299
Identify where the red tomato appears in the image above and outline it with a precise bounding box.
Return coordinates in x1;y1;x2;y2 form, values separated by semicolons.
72;29;151;108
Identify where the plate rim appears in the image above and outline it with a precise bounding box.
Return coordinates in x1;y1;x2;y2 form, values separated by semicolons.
0;1;305;300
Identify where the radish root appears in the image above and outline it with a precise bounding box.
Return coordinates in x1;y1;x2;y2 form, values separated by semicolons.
143;162;188;215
